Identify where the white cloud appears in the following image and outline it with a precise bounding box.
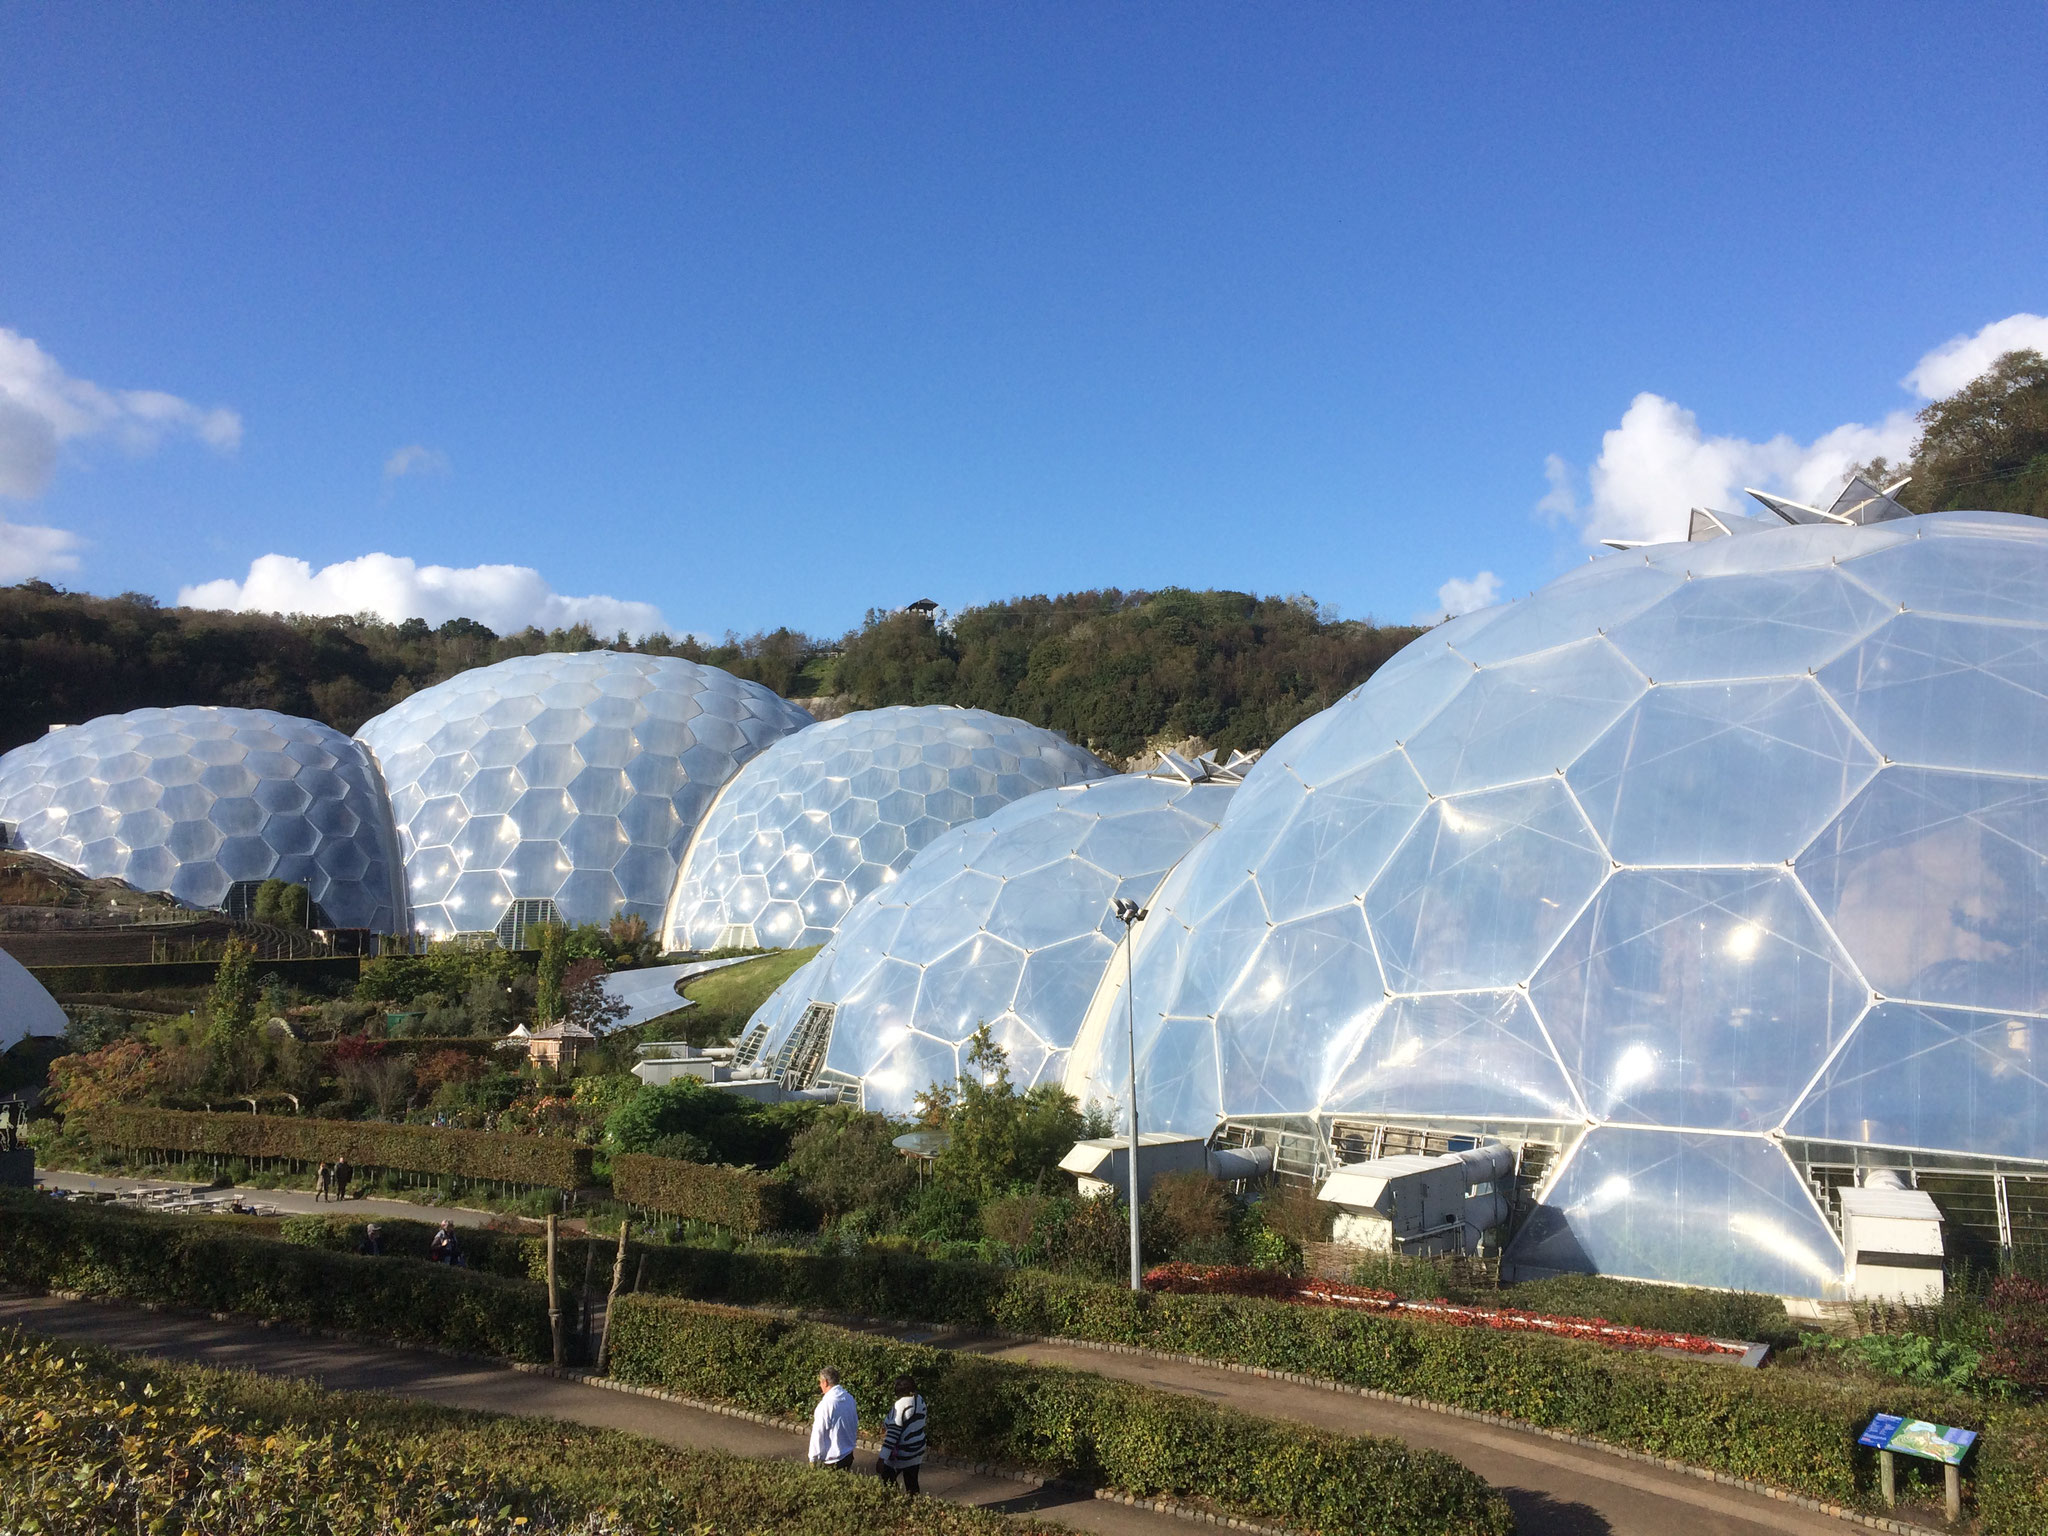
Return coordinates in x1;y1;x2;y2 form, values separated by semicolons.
0;516;83;583
1543;311;2047;548
178;552;670;638
0;326;241;500
383;444;451;481
1429;570;1502;620
1905;313;2048;399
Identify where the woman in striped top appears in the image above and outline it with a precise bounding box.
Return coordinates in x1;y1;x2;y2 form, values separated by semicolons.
876;1374;927;1496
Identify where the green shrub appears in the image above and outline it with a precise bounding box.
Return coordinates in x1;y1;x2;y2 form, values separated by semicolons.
616;1239;2048;1532
611;1151;799;1233
1;1332;1053;1536
80;1105;592;1190
0;1195;550;1361
1497;1271;1795;1346
608;1293;1511;1536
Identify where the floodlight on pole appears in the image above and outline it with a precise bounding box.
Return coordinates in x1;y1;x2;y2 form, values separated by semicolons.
1112;896;1148;1292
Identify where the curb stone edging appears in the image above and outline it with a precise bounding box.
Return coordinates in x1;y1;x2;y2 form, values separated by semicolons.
508;1359;1303;1536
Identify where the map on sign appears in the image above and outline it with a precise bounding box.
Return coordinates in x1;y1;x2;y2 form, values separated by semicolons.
1858;1414;1977;1465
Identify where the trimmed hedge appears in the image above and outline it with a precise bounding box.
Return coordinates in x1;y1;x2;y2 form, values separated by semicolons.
0;1195;551;1361
612;1151;797;1233
619;1241;2048;1533
4;1332;1054;1536
608;1293;1513;1536
81;1106;591;1191
31;956;363;993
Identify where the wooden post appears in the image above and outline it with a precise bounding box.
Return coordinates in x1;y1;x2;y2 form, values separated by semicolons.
1945;1463;1961;1524
545;1213;564;1368
596;1219;630;1375
579;1237;597;1358
632;1254;647;1293
1879;1450;1896;1508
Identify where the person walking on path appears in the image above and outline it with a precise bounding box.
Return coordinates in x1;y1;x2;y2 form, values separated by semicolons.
428;1220;462;1265
876;1374;926;1496
333;1155;352;1202
807;1368;857;1470
314;1162;331;1203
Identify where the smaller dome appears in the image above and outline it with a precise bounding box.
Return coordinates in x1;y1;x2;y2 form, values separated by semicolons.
357;651;812;937
661;706;1109;952
737;757;1242;1114
0;706;406;931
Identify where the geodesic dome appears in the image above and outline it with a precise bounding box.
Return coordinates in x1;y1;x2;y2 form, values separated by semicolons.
0;706;406;931
1066;509;2048;1297
2;947;70;1052
738;760;1241;1114
661;705;1111;952
356;652;812;937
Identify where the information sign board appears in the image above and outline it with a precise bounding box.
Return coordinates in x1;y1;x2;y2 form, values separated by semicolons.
1858;1414;1977;1465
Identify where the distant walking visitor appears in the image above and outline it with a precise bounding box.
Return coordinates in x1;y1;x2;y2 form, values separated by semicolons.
876;1374;926;1495
333;1155;352;1202
429;1219;462;1265
314;1162;331;1202
808;1367;857;1470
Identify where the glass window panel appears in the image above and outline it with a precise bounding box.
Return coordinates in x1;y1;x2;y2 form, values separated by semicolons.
1783;1001;2048;1158
852;1029;962;1117
1841;530;2048;622
1165;876;1270;1018
1281;646;1476;784
1504;1128;1843;1297
1367;778;1609;992
1257;752;1429;923
1324;990;1584;1121
1820;614;2048;778
1531;869;1865;1130
914;934;1029;1042
1405;638;1646;795
1567;679;1878;865
1655;521;1910;576
1137;1016;1224;1137
1014;932;1117;1049
1797;767;2048;1014
1607;568;1890;683
1451;560;1681;666
1212;905;1383;1118
988;861;1121;951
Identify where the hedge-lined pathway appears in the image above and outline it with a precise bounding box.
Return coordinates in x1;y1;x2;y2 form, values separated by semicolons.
859;1323;1911;1536
37;1169;499;1227
0;1293;1193;1536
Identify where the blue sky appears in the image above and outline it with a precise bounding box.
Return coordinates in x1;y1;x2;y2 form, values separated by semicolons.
2;5;2044;639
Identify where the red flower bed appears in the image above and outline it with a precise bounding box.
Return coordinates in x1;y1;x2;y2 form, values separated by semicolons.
1142;1263;1747;1357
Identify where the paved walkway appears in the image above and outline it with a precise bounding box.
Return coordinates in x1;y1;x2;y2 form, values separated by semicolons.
865;1322;1918;1536
0;1293;1181;1536
35;1168;501;1228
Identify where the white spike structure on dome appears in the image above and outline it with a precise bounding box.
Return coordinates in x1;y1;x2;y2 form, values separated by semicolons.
660;705;1111;952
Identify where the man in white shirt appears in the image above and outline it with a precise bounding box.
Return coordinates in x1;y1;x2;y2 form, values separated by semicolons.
808;1367;858;1469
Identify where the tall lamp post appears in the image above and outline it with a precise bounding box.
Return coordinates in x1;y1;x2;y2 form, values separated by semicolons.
1112;897;1148;1292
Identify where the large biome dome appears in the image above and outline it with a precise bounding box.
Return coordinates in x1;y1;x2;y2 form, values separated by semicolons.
0;706;406;931
356;652;812;937
661;705;1110;952
739;756;1242;1114
1067;509;2048;1297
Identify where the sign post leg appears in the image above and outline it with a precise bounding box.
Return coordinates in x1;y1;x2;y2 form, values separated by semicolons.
1945;1463;1960;1525
1879;1450;1895;1508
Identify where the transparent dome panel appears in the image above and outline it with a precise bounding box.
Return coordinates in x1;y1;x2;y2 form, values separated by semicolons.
1566;679;1878;866
1505;1128;1843;1297
1798;767;2048;1015
1323;990;1583;1121
1531;868;1865;1130
1820;614;2048;779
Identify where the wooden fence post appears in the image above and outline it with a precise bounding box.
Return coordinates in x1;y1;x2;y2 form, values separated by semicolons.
545;1213;564;1368
579;1238;596;1359
597;1219;629;1376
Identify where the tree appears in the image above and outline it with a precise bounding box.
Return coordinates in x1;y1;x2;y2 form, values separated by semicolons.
1870;349;2048;520
251;878;311;927
784;1111;916;1218
931;1026;1084;1201
535;923;568;1024
206;936;259;1050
